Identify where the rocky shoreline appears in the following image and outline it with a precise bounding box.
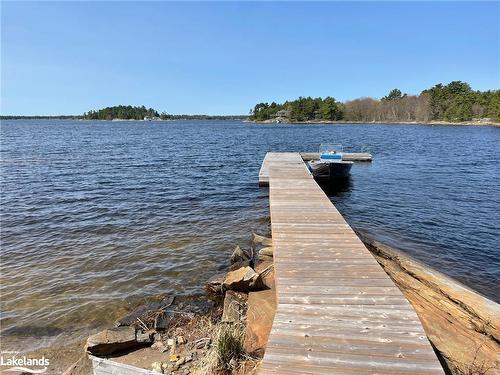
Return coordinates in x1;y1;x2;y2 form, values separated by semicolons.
247;119;500;126
49;233;276;375
357;231;500;375
25;231;499;375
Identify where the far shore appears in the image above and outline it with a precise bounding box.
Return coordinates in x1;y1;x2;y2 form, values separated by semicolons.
0;117;247;121
2;117;500;126
247;118;500;126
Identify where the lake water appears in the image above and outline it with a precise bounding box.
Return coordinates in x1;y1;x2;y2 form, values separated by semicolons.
1;120;499;352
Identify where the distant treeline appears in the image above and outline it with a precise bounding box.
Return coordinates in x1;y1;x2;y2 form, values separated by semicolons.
250;81;500;123
83;105;246;120
84;105;159;120
1;111;247;121
160;114;246;120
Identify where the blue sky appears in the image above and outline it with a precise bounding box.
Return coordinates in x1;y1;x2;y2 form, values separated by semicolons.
1;1;499;115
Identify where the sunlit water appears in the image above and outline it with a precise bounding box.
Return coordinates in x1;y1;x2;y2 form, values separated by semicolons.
1;120;499;352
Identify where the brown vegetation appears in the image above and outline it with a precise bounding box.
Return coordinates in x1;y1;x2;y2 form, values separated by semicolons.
344;94;431;122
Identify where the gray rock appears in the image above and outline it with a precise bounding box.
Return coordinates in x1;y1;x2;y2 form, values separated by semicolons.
136;330;153;344
86;327;138;356
222;290;247;322
230;245;250;264
154;311;170;331
205;273;226;301
115;296;174;327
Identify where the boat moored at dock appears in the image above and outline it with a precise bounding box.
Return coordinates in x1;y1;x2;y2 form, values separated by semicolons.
307;144;353;178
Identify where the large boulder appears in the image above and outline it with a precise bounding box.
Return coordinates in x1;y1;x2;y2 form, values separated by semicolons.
360;234;500;373
243;289;277;355
222;290;248;322
223;266;264;292
86;327;151;356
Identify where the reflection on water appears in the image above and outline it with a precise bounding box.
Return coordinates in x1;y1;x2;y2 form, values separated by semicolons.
315;175;354;197
1;120;499;352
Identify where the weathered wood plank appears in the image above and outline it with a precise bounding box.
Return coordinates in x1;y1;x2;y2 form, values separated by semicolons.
258;152;443;374
259;152;308;186
90;356;159;375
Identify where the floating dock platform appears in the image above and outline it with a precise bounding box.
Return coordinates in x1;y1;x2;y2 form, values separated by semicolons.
258;152;444;374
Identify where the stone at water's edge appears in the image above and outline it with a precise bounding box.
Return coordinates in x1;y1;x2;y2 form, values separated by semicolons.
154;311;169;331
86;326;152;356
136;330;153;344
258;253;273;262
258;247;273;257
230;245;250;264
243;289;277;355
229;259;251;271
252;233;273;247
223;266;265;292
115;296;175;327
222;290;248;322
205;273;226;301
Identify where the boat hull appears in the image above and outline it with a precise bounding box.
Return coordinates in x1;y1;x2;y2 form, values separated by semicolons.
308;160;353;178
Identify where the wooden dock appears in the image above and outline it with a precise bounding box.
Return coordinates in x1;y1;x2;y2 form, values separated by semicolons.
258;152;444;374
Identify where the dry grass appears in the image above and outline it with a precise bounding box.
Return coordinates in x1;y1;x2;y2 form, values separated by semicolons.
232;358;262;375
146;305;260;374
168;312;216;342
199;322;255;374
215;323;245;369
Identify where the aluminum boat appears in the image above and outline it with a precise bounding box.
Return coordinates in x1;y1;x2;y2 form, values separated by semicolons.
307;144;353;178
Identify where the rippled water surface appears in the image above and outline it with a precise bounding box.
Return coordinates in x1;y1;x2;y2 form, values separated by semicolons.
1;120;499;351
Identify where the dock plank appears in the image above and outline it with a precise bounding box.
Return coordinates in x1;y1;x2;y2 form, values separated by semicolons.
258;152;443;374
